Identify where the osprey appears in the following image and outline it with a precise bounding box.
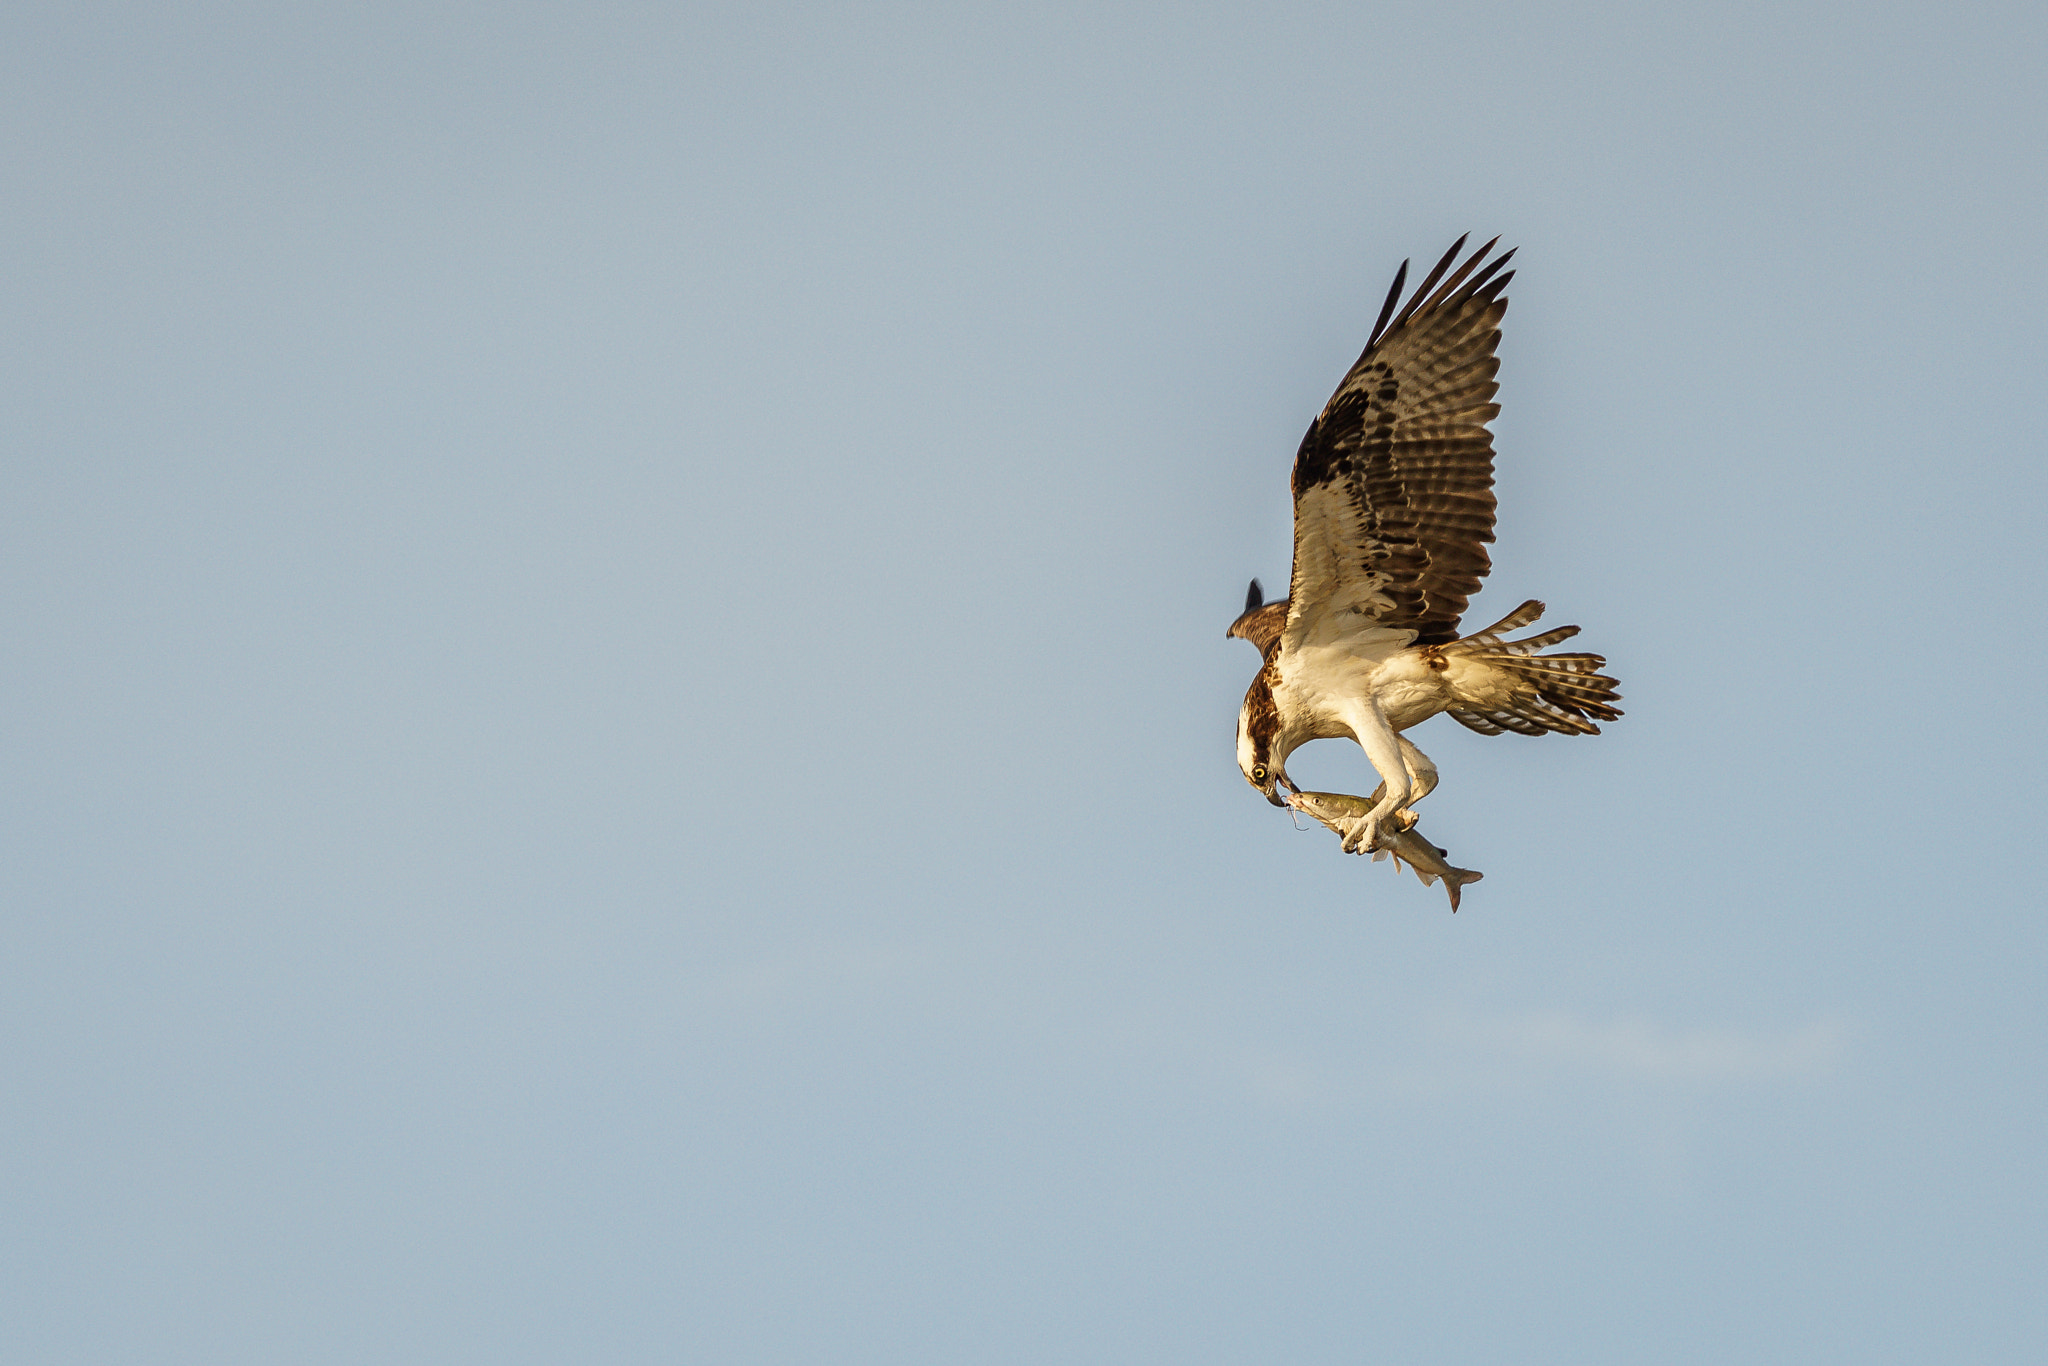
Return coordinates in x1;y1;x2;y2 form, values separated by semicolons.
1230;235;1622;854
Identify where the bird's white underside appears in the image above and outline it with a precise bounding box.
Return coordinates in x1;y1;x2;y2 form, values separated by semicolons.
1241;616;1532;853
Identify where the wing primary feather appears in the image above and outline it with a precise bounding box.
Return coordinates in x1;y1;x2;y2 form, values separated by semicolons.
1461;252;1517;302
1399;234;1470;321
1415;235;1501;316
1244;578;1263;613
1366;259;1410;349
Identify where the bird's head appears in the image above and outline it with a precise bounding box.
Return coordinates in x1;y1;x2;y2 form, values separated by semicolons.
1235;699;1292;807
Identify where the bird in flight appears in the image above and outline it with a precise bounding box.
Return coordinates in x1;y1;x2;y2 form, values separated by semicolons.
1229;235;1622;855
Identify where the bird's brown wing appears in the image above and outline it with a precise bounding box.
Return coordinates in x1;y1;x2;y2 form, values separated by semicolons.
1281;236;1511;655
1225;578;1289;657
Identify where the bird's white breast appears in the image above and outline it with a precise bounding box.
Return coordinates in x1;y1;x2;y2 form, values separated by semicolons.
1276;641;1475;734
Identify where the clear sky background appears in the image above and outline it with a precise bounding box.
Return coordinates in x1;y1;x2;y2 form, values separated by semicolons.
4;2;2045;1361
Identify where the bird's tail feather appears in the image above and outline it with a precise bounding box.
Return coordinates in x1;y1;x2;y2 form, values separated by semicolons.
1442;600;1623;736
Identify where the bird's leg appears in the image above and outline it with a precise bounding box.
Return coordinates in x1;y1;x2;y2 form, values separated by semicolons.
1338;699;1410;854
1398;735;1438;814
1350;738;1437;849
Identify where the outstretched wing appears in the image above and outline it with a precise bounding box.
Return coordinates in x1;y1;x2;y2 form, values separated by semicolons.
1282;236;1512;654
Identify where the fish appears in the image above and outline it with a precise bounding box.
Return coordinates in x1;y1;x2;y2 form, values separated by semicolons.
1284;789;1484;912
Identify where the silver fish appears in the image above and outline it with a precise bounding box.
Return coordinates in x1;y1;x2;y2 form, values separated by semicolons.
1285;789;1484;912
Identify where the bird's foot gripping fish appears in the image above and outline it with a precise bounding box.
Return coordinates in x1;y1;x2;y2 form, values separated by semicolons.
1285;789;1484;912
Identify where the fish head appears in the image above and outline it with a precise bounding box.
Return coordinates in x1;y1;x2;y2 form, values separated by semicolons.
1286;790;1366;824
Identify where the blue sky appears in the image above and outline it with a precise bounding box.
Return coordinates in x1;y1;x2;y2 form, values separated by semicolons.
4;2;2045;1361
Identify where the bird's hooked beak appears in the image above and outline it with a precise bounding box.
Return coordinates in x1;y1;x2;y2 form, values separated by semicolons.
1262;772;1299;807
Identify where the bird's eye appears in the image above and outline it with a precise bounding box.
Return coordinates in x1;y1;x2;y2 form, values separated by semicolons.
1252;766;1267;782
